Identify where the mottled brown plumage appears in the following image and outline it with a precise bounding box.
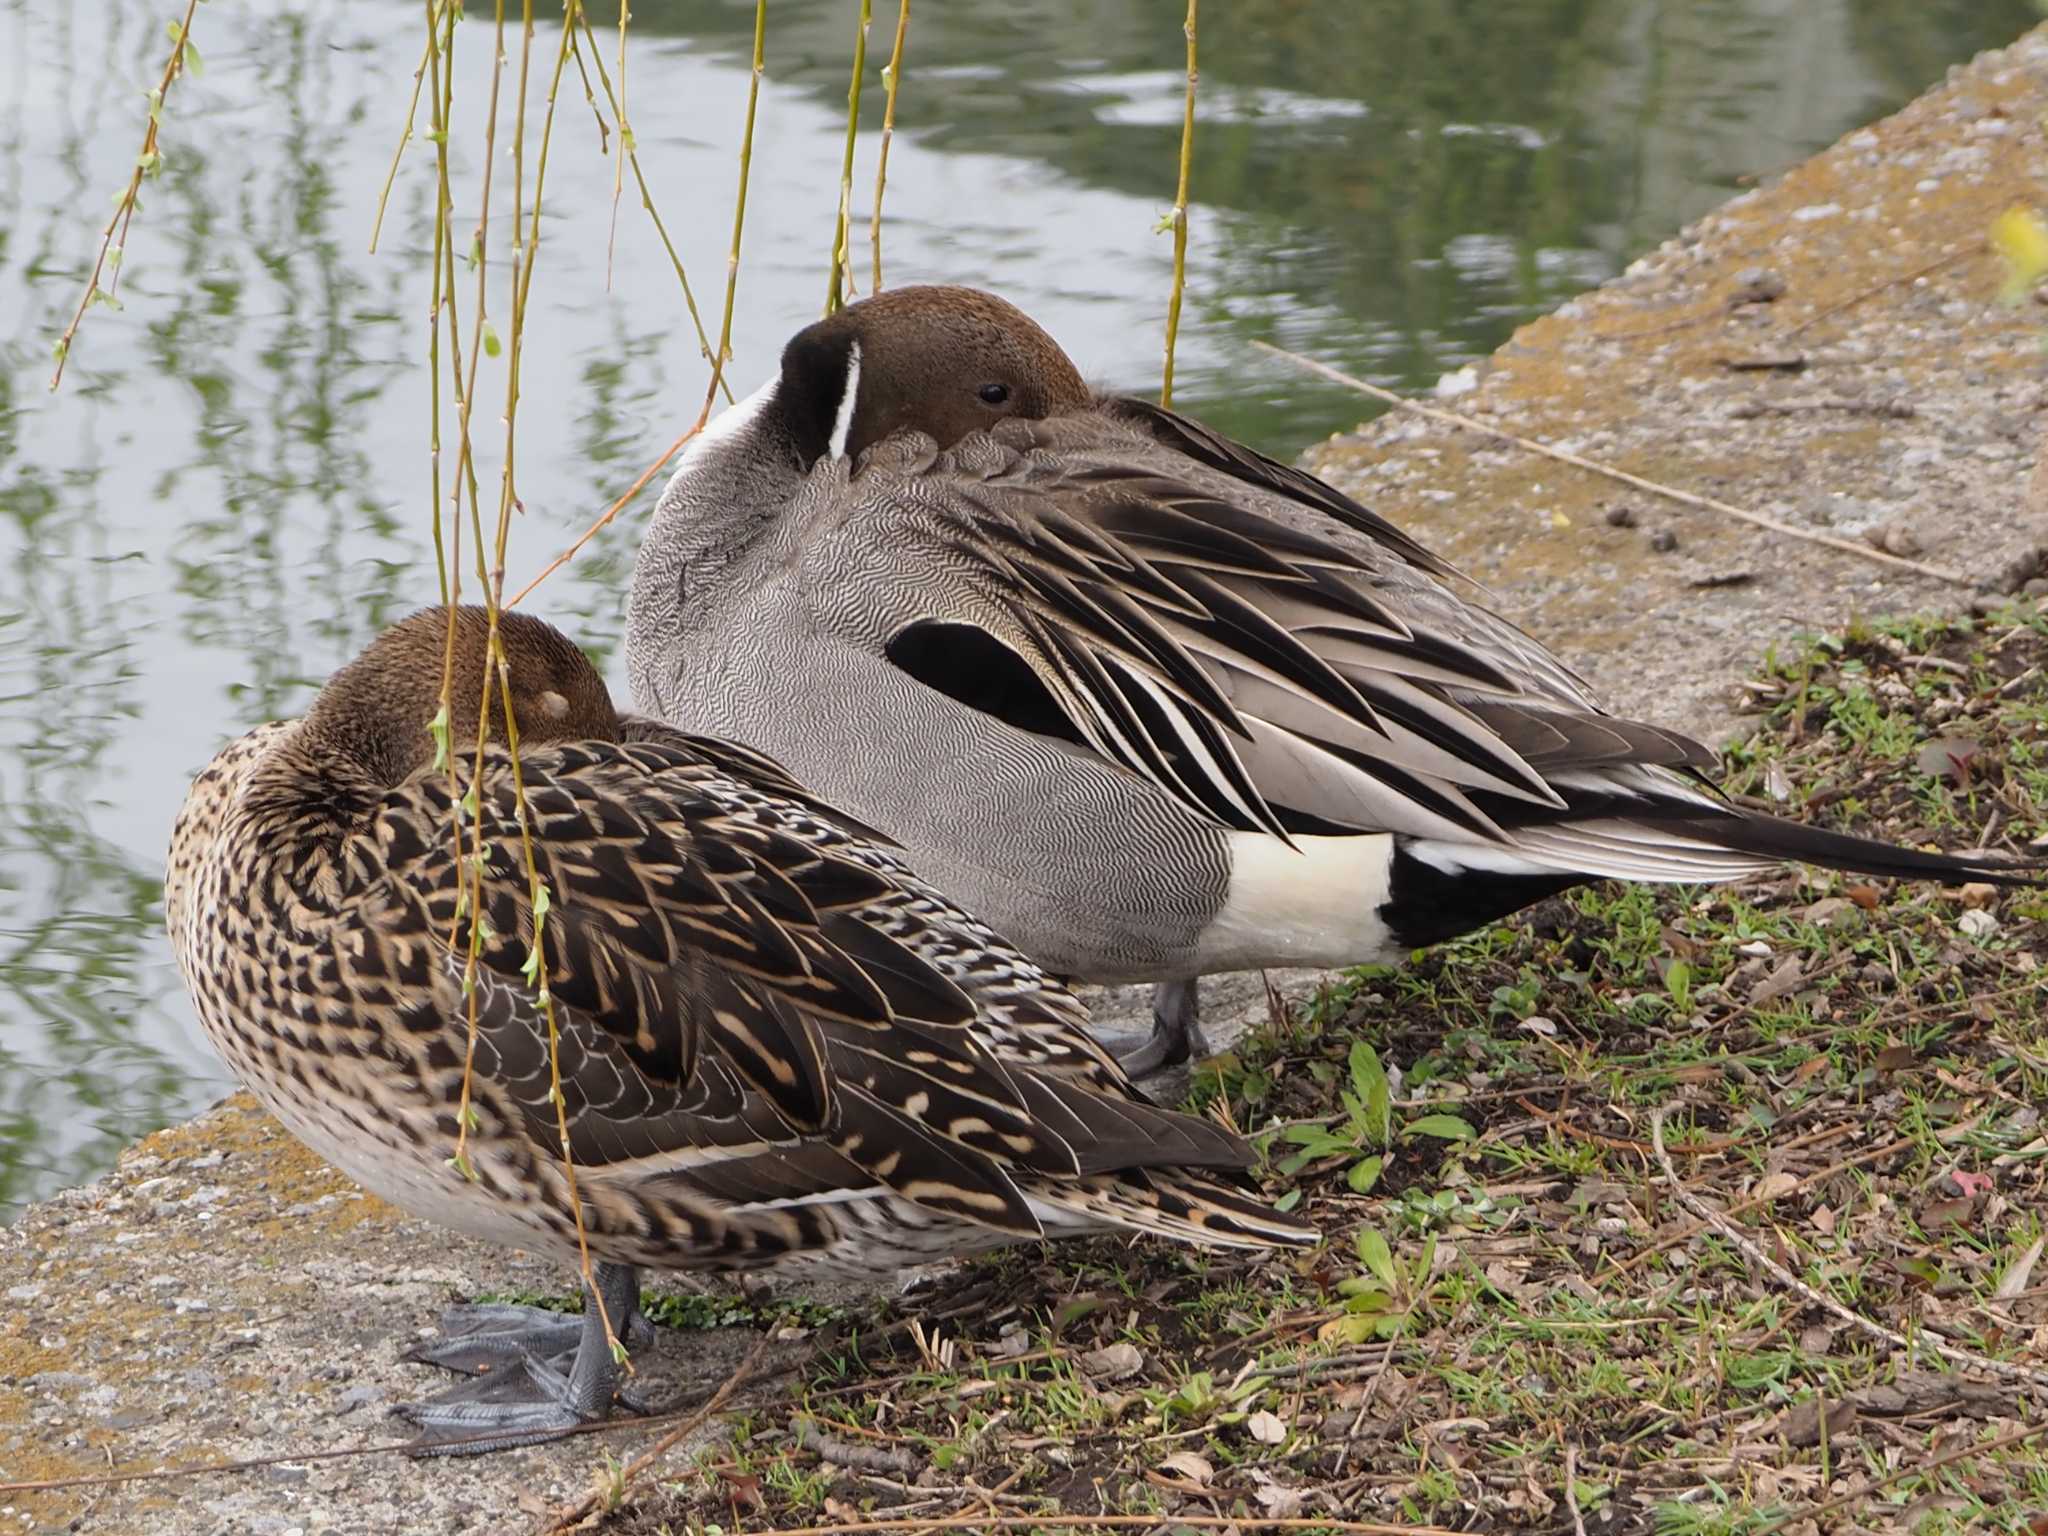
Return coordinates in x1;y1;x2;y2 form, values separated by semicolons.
166;606;1309;1449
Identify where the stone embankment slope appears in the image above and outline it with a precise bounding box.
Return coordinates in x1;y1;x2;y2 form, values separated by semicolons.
1306;29;2048;740
7;25;2048;1536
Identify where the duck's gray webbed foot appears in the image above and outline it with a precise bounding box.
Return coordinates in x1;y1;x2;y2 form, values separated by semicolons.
397;1261;653;1455
1115;978;1210;1078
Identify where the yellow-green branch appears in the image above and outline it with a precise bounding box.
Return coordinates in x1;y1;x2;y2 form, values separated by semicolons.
870;0;910;292
1160;0;1198;409
826;0;873;314
49;0;202;390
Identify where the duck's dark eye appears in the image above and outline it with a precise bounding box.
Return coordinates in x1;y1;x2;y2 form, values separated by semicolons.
977;382;1011;406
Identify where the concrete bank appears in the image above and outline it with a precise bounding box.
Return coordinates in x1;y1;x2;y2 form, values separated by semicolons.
1304;26;2048;740
9;24;2048;1536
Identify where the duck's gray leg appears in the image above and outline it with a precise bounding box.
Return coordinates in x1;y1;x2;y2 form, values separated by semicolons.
1117;978;1210;1077
398;1261;653;1455
405;1261;655;1376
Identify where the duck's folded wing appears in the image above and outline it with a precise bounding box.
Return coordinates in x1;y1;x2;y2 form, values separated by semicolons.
368;743;1255;1239
839;413;1730;863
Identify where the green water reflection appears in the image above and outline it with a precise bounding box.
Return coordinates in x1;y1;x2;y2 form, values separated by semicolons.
0;0;2033;1213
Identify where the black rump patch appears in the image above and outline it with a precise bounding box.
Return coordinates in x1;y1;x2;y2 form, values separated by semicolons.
1379;840;1583;950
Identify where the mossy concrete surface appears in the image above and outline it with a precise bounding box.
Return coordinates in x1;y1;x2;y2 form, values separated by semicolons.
8;23;2048;1536
1;1097;777;1534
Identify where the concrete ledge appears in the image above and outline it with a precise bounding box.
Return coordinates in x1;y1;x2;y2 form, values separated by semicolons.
10;23;2048;1536
1;1097;770;1534
1307;25;2048;740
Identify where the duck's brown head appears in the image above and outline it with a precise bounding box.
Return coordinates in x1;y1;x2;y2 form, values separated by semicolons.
301;606;619;788
777;285;1092;468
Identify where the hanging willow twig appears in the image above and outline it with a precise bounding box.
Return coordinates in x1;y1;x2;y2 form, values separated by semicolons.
869;0;910;292
826;0;874;314
507;0;765;606
426;0;628;1367
1159;0;1198;408
49;0;202;389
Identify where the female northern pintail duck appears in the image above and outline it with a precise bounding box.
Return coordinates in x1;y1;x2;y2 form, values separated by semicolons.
626;285;2035;1073
166;605;1311;1451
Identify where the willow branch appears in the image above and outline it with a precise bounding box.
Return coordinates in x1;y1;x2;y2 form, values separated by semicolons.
826;0;873;313
49;0;201;389
869;0;910;292
1159;0;1197;408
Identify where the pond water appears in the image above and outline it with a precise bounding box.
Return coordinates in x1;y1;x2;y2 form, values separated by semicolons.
0;0;2035;1213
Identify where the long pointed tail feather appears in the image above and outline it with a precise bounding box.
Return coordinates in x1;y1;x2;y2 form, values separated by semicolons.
1670;811;2045;888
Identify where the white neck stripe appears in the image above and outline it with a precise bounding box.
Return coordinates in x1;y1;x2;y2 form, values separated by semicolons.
827;339;862;461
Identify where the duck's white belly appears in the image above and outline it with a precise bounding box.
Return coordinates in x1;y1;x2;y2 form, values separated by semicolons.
1194;831;1404;973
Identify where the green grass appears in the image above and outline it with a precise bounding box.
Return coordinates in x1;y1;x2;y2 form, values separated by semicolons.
575;610;2048;1535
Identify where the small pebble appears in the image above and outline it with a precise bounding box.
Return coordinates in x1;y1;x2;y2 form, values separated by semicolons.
1958;908;1999;939
1649;528;1679;553
1730;266;1785;304
1865;522;1924;558
1434;365;1479;398
1603;504;1638;528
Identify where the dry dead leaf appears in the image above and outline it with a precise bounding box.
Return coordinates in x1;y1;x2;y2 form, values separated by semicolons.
1752;1170;1801;1202
1920;1195;1975;1227
1157;1450;1214;1486
1246;1408;1288;1444
1993;1235;2044;1300
1252;1481;1306;1518
1800;897;1858;928
1916;735;1981;782
720;1470;765;1512
1751;954;1808;1004
1080;1340;1144;1380
1782;1395;1857;1447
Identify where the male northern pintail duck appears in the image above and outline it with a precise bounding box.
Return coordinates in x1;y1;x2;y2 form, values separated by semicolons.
626;285;2038;1073
166;605;1311;1452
